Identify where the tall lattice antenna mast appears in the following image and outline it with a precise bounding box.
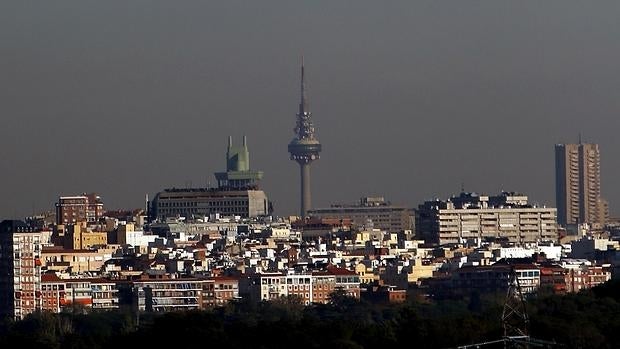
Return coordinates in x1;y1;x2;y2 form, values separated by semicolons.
502;266;529;348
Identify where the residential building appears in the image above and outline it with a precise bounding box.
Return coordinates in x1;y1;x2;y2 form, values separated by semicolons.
285;272;314;304
133;277;203;312
311;272;336;304
117;223;158;247
0;220;43;320
330;265;362;299
61;222;107;249
202;276;239;307
555;143;608;228
308;197;413;233
241;266;361;304
539;265;568;294
55;193;104;225
64;279;94;309
91;279;119;309
362;285;407;304
42;246;115;274
448;263;540;296
562;260;611;292
416;192;557;245
41;273;67;313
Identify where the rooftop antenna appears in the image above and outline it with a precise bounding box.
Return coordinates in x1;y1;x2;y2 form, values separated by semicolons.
578;132;582;144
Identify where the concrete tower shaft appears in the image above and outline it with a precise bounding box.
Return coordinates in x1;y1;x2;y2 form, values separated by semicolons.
288;58;321;218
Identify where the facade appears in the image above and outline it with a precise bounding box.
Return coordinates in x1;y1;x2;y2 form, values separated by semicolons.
62;223;108;249
202;276;240;307
152;137;270;220
562;261;611;292
362;285;407;304
416;192;557;245
311;273;337;304
539;265;568;294
117;223;158;247
41;273;67;313
55;193;104;225
0;220;43;320
91;279;119;309
449;264;540;296
152;188;269;220
555;143;608;228
42;246;115;274
242;267;361;305
133;278;202;312
65;279;94;308
288;59;321;218
308;197;413;233
40;274;119;312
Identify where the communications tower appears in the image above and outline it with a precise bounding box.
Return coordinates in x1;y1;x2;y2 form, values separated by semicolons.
288;58;322;218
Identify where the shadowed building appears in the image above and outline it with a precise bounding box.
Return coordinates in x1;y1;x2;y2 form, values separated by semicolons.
152;137;270;220
415;192;557;246
0;220;43;320
288;58;321;218
555;142;608;229
308;197;413;233
55;193;103;225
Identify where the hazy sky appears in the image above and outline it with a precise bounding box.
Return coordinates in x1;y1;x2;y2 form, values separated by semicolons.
2;1;620;218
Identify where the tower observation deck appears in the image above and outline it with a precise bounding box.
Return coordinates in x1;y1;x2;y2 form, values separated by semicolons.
288;58;322;218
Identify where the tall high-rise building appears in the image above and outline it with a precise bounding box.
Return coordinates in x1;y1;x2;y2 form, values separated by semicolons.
0;220;43;320
555;143;608;228
288;58;321;218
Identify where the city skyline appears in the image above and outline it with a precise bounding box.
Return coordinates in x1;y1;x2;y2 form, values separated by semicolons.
1;2;620;218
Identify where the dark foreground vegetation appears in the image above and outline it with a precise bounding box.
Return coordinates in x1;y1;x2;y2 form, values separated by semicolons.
2;281;620;349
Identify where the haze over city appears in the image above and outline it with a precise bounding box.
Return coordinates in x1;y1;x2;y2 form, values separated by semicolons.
1;1;619;217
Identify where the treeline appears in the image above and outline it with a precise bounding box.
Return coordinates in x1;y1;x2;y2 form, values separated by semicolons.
2;282;620;349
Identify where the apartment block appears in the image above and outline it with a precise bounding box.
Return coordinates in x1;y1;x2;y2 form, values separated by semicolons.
416;192;557;245
91;279;119;309
308;197;413;233
0;220;43;320
555;143;608;228
449;263;540;296
40;273;67;313
133;278;203;312
562;260;611;292
42;246;115;274
56;193;104;225
242;266;361;305
202;276;240;307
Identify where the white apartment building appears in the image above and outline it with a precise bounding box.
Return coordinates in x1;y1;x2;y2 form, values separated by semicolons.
416;192;558;245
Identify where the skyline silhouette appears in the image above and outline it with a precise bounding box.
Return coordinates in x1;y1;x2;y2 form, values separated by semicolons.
1;1;619;218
